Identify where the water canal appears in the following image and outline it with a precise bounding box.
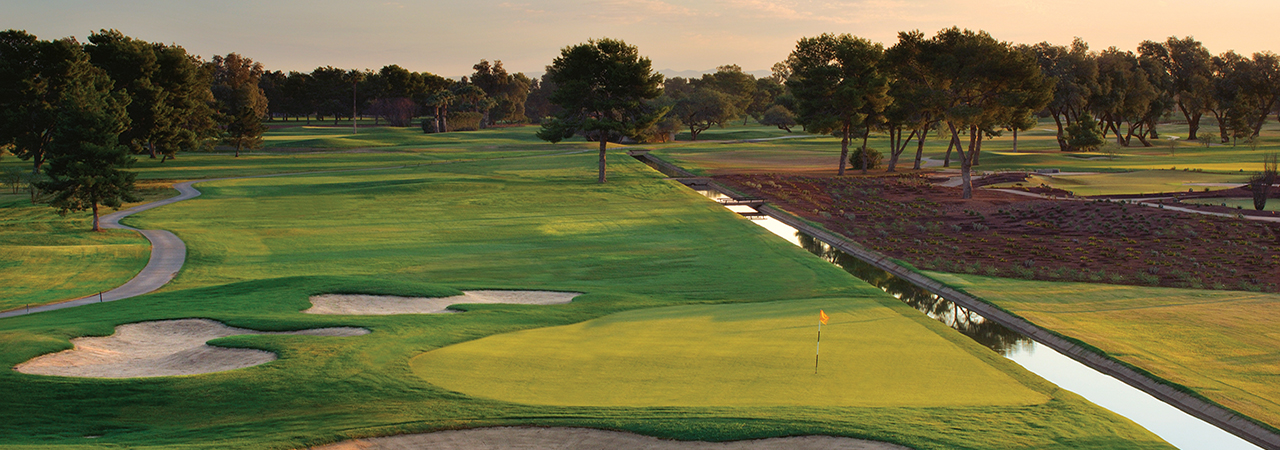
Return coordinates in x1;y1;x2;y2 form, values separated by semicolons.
691;187;1262;450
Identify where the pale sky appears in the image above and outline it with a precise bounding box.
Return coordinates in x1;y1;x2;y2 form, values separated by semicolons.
4;0;1279;78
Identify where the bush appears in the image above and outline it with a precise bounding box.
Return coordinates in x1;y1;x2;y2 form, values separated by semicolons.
421;116;439;133
849;146;882;170
446;112;483;131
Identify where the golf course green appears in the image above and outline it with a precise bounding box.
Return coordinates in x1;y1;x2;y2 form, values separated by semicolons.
413;297;1049;408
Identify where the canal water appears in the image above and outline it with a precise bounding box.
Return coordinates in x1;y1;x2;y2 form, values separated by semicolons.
694;188;1261;450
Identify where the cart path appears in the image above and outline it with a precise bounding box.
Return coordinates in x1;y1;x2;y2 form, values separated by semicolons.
0;149;593;320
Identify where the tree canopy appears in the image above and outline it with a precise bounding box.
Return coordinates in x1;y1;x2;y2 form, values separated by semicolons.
536;38;665;183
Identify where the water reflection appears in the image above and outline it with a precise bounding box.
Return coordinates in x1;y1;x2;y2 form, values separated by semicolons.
796;233;1034;355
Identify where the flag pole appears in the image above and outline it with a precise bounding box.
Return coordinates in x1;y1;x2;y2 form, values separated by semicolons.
814;319;822;374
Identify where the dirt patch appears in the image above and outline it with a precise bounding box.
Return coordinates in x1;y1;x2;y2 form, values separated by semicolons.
305;291;581;315
719;174;1280;292
14;319;367;378
309;427;909;450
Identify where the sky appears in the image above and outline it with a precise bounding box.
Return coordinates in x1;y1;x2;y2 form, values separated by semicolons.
5;0;1280;78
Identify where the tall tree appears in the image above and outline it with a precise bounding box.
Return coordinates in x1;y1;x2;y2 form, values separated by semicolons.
920;28;1051;198
0;31;92;174
787;33;892;176
885;30;946;171
671;86;738;140
536;38;665;183
1024;39;1099;151
1094;47;1157;147
694;65;756;124
209;53;267;157
35;54;136;231
85;30;215;162
1147;37;1214;140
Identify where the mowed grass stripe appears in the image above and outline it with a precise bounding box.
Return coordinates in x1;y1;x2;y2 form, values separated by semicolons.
412;298;1049;407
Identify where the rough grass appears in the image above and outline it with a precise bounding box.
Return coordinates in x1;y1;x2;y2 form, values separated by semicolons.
0;194;149;311
925;272;1280;432
0;152;1173;449
413;297;1049;408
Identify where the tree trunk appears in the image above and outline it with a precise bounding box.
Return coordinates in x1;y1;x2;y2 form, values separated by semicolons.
1213;111;1229;143
91;203;100;232
886;127;899;172
860;129;870;175
1181;104;1200;140
1012;127;1019;152
148;142;157;159
837;123;850;176
1051;111;1069;151
235;142;242;158
944;132;959;168
912;128;928;170
597;132;608;184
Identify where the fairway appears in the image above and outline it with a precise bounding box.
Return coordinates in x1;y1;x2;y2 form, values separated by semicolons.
927;272;1280;432
413;298;1049;407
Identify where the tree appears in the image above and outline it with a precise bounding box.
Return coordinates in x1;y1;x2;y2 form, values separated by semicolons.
86;30;214;162
885;30;946;171
536;38;665;183
671;86;738;140
0;31;91;175
1024;39;1099;151
209;53;267;157
471;60;532;125
759;105;797;132
1149;37;1214;140
694;65;756;124
35;54;137;231
1094;48;1157;147
1066;113;1105;151
919;28;1051;198
787;33;892;175
1248;153;1277;211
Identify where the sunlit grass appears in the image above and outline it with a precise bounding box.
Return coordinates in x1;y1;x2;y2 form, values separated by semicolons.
928;272;1280;432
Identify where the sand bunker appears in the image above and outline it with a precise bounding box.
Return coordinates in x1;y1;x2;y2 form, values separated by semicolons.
309;427;910;450
305;291;581;315
14;319;367;378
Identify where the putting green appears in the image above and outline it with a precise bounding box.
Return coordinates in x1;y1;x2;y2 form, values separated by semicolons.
411;297;1049;408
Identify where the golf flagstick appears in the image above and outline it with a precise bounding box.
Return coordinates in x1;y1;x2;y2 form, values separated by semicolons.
815;309;828;374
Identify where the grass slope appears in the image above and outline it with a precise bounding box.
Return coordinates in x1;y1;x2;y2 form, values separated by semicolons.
926;272;1280;431
0;194;149;311
413;297;1048;407
0;151;1171;449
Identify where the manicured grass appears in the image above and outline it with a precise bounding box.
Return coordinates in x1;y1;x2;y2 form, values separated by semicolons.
925;272;1280;432
647;118;1280;191
259;124;555;151
413;297;1049;408
0;152;1172;449
988;170;1249;196
0;193;149;311
1184;197;1280;211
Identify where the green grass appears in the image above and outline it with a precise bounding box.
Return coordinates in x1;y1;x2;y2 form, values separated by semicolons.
1184;197;1280;211
0;193;150;311
0;151;1172;449
924;272;1280;432
988;170;1249;196
413;297;1049;408
647;118;1280;191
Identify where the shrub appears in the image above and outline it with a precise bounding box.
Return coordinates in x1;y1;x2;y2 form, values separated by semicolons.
848;146;882;170
446;112;484;131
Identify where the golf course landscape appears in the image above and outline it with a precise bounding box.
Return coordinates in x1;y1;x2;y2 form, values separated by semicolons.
0;124;1192;449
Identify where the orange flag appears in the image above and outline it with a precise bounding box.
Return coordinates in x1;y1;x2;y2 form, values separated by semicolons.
819;309;829;325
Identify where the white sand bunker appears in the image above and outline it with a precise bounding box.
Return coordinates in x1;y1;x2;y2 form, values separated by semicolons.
14;319;368;378
306;290;581;315
310;427;911;450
